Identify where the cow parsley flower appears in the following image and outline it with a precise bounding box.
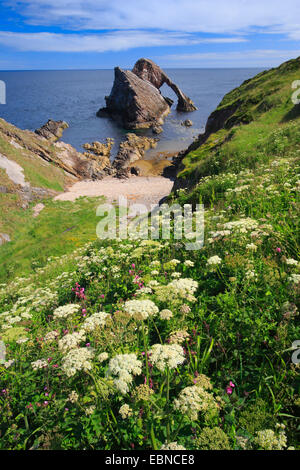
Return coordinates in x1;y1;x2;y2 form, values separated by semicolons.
53;304;80;319
106;353;142;394
124;299;159;321
161;441;186;450
31;359;48;370
173;385;218;421
58;330;86;353
98;352;109;363
62;347;94;377
44;330;59;342
207;255;222;266
81;312;110;332
254;427;287;450
119;404;132;419
149;344;185;371
159;309;173;320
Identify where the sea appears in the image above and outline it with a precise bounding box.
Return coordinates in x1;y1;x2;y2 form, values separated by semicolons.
0;68;263;159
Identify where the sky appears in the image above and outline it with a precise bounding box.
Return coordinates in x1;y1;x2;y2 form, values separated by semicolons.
0;0;299;69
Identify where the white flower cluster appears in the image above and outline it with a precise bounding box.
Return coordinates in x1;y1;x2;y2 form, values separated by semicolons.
223;218;259;233
53;304;80;320
106;353;142;394
44;330;59;342
286;258;298;266
119;404;132;419
289;274;300;284
98;352;109;363
173;385;218;421
184;260;194;267
255;426;287;450
155;278;198;304
68;390;79;403
31;359;48;370
207;255;222;266
246;243;257;251
58;330;86;353
161;441;186;450
82;312;110;332
62;347;94;377
169;330;190;345
124;299;159;321
149;344;185;371
159;309;173;320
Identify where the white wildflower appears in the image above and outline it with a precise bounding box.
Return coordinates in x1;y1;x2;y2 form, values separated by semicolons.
119;404;132;419
159;309;173;320
207;255;222;266
124;299;159;321
31;359;48;370
53;304;80;319
106;353;142;394
82;312;110;332
149;344;185;371
62;347;94;377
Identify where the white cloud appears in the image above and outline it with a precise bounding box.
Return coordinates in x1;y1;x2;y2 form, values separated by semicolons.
5;0;300;40
0;30;247;52
160;49;300;67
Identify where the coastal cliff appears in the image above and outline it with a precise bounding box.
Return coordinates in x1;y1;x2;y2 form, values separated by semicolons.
172;56;300;199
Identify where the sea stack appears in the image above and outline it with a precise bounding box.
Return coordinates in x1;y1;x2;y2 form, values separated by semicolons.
97;58;197;130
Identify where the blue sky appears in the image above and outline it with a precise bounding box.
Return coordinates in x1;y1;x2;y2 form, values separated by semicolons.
0;0;299;69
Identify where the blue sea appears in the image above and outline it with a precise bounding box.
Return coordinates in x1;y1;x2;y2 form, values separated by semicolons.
0;68;263;158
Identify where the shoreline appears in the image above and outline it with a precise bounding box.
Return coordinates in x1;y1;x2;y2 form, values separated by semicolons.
54;175;174;210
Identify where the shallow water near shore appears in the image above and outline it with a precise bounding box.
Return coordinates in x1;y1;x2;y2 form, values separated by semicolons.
0;68;263;160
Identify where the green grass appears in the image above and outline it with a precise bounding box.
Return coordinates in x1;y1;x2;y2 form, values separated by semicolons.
0;134;65;192
0;197;104;280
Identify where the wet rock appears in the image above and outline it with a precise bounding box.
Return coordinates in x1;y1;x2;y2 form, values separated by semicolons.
152;125;163;134
130;166;141;176
35;119;69;142
164;97;174;107
181;119;193;127
113;133;158;177
82;138;114;157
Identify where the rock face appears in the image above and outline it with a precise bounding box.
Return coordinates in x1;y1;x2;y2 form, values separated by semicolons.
97;59;196;130
132;58;197;112
35;119;69;142
97;67;170;129
113;133;158;178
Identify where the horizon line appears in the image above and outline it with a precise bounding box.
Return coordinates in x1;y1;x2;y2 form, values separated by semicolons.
0;66;267;72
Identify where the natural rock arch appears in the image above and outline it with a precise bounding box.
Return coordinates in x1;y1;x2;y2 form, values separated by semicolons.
132;58;197;112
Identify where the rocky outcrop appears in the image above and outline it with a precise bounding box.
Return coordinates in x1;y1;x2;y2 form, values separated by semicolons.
82;138;114;158
82;138;115;176
97;59;196;130
35;119;69;142
97;67;170;129
113;133;158;178
182;119;193;127
132;58;197;112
